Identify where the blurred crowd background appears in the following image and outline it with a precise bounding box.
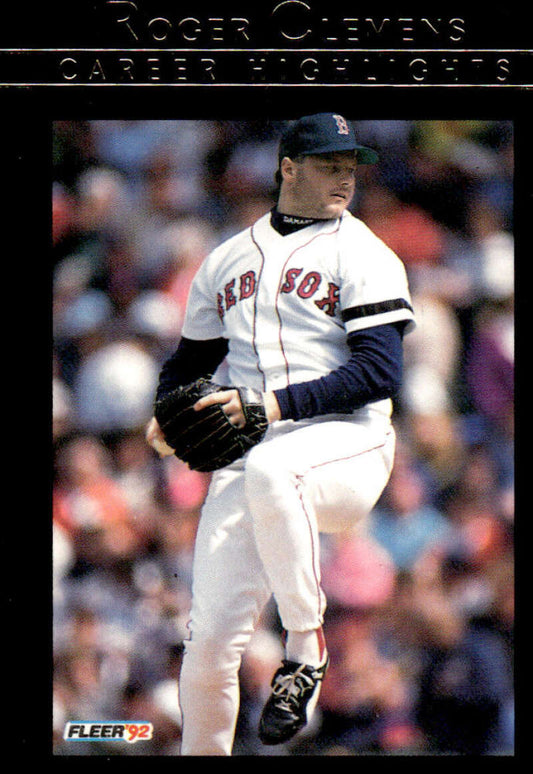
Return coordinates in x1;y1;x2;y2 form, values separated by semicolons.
52;118;514;756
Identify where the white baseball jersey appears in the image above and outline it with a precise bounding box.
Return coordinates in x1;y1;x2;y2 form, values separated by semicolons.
182;208;415;421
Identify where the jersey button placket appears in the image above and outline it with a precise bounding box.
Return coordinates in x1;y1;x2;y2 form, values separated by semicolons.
254;242;291;391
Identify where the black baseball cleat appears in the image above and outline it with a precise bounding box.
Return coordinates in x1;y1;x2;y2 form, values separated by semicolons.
258;656;329;745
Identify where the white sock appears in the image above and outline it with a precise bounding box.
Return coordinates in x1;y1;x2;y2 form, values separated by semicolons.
286;628;326;668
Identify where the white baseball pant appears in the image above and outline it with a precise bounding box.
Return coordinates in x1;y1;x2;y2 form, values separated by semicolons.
178;416;396;755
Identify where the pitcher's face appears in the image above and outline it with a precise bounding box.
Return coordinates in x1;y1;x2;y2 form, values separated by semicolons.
280;152;357;219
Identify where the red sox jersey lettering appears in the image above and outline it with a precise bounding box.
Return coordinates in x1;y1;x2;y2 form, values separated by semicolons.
217;271;257;319
217;267;341;321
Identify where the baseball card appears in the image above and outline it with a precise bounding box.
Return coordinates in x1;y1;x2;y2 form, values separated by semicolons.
3;0;521;760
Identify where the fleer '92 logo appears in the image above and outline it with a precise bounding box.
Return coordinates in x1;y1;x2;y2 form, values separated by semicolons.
64;721;154;743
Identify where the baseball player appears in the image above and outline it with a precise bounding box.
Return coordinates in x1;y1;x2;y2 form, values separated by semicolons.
146;113;415;755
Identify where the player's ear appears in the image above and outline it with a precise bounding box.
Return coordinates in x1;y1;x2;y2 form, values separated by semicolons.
280;156;298;181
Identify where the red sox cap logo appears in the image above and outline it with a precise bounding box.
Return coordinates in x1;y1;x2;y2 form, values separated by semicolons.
332;114;350;135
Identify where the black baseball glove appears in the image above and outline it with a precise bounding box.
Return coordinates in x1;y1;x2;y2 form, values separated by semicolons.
153;377;269;472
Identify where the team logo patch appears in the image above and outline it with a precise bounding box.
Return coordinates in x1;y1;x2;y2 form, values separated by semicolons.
63;721;154;744
332;114;350;135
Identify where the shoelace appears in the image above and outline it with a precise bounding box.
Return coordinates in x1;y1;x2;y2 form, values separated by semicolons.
271;666;315;706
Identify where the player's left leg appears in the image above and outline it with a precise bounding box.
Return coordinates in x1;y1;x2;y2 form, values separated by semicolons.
243;418;395;744
244;418;395;632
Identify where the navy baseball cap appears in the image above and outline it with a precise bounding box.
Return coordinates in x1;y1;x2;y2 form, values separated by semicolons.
279;113;379;165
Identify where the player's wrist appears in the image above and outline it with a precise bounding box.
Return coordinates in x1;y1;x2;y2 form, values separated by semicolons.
262;391;282;423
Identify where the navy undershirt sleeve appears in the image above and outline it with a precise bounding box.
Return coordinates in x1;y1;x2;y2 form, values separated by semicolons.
273;323;405;421
156;323;404;421
156;336;229;401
